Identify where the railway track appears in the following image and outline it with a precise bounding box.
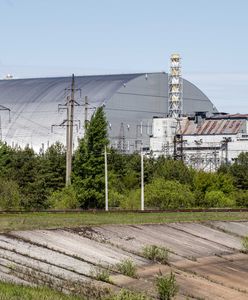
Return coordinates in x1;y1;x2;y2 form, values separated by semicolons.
0;208;248;214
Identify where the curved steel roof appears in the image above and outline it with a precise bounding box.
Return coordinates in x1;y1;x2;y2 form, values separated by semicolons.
0;72;216;151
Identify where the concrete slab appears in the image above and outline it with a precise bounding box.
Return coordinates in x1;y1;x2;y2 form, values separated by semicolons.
94;224;232;259
209;221;248;237
0;221;247;299
169;222;242;250
13;229;146;266
0;235;94;276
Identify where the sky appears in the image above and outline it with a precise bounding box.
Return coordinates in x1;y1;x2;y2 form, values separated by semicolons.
0;0;248;113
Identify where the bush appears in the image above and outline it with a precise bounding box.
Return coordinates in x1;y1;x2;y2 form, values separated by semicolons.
109;190;125;208
154;158;194;185
120;189;141;210
204;190;235;208
235;190;248;207
0;178;21;210
193;172;235;206
91;267;112;283
242;236;248;252
49;186;79;209
145;179;194;209
143;245;169;264
116;259;137;278
156;272;178;300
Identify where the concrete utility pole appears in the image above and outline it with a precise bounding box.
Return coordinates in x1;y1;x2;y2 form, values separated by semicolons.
104;145;108;211
141;150;144;211
84;96;88;130
66;74;75;186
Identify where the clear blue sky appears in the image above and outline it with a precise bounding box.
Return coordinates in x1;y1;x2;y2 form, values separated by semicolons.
1;0;248;113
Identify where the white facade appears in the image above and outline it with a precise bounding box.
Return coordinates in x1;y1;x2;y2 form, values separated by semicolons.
150;115;248;171
150;117;177;157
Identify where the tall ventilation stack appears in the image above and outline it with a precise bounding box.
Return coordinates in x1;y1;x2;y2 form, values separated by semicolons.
168;53;183;118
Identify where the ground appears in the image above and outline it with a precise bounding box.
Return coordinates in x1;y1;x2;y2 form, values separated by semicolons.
0;215;248;299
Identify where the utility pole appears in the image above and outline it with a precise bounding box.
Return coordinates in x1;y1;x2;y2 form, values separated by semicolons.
141;150;144;211
104;145;108;211
65;74;75;186
84;96;89;130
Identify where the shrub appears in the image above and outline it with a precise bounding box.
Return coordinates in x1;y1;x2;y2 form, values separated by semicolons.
204;190;235;208
154;158;194;186
143;245;169;264
91;267;112;283
242;236;248;252
109;189;125;208
0;178;21;210
49;185;79;209
193;172;235;206
156;272;178;300
145;179;194;209
120;189;141;210
116;259;137;278
235;190;248;207
107;289;151;300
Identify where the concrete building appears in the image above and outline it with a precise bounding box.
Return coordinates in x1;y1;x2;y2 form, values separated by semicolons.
150;113;248;171
0;72;216;152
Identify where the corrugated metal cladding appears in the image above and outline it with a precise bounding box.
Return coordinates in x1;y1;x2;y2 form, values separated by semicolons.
0;72;217;152
182;119;245;135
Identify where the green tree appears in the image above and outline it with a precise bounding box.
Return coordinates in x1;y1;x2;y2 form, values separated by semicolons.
41;142;66;191
234;190;248;207
0;177;21;210
193;171;234;206
229;152;248;190
73;106;108;208
154;157;194;185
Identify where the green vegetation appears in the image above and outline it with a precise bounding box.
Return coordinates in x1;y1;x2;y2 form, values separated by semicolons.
145;179;194;209
107;289;151;300
0;282;153;300
1;107;248;212
91;267;112;283
142;245;169;264
156;272;178;300
241;236;248;252
116;259;137;278
0;281;83;300
0;211;248;232
73;106;108;209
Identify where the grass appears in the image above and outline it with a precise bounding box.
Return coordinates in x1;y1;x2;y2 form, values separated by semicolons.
156;272;178;300
0;281;83;300
242;236;248;252
106;289;151;300
142;245;169;264
0;211;248;232
116;259;137;278
91;267;112;283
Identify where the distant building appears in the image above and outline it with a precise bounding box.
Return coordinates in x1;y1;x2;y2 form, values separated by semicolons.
150;113;248;171
0;72;216;152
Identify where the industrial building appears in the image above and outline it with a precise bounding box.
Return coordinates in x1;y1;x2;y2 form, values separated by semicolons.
0;71;216;152
150;113;248;171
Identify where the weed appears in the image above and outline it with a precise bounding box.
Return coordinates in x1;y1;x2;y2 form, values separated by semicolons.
142;245;169;264
156;271;178;300
91;267;112;283
116;258;137;278
242;236;248;252
106;289;151;300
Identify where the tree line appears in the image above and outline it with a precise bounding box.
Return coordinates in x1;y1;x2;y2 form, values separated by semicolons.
0;106;248;211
